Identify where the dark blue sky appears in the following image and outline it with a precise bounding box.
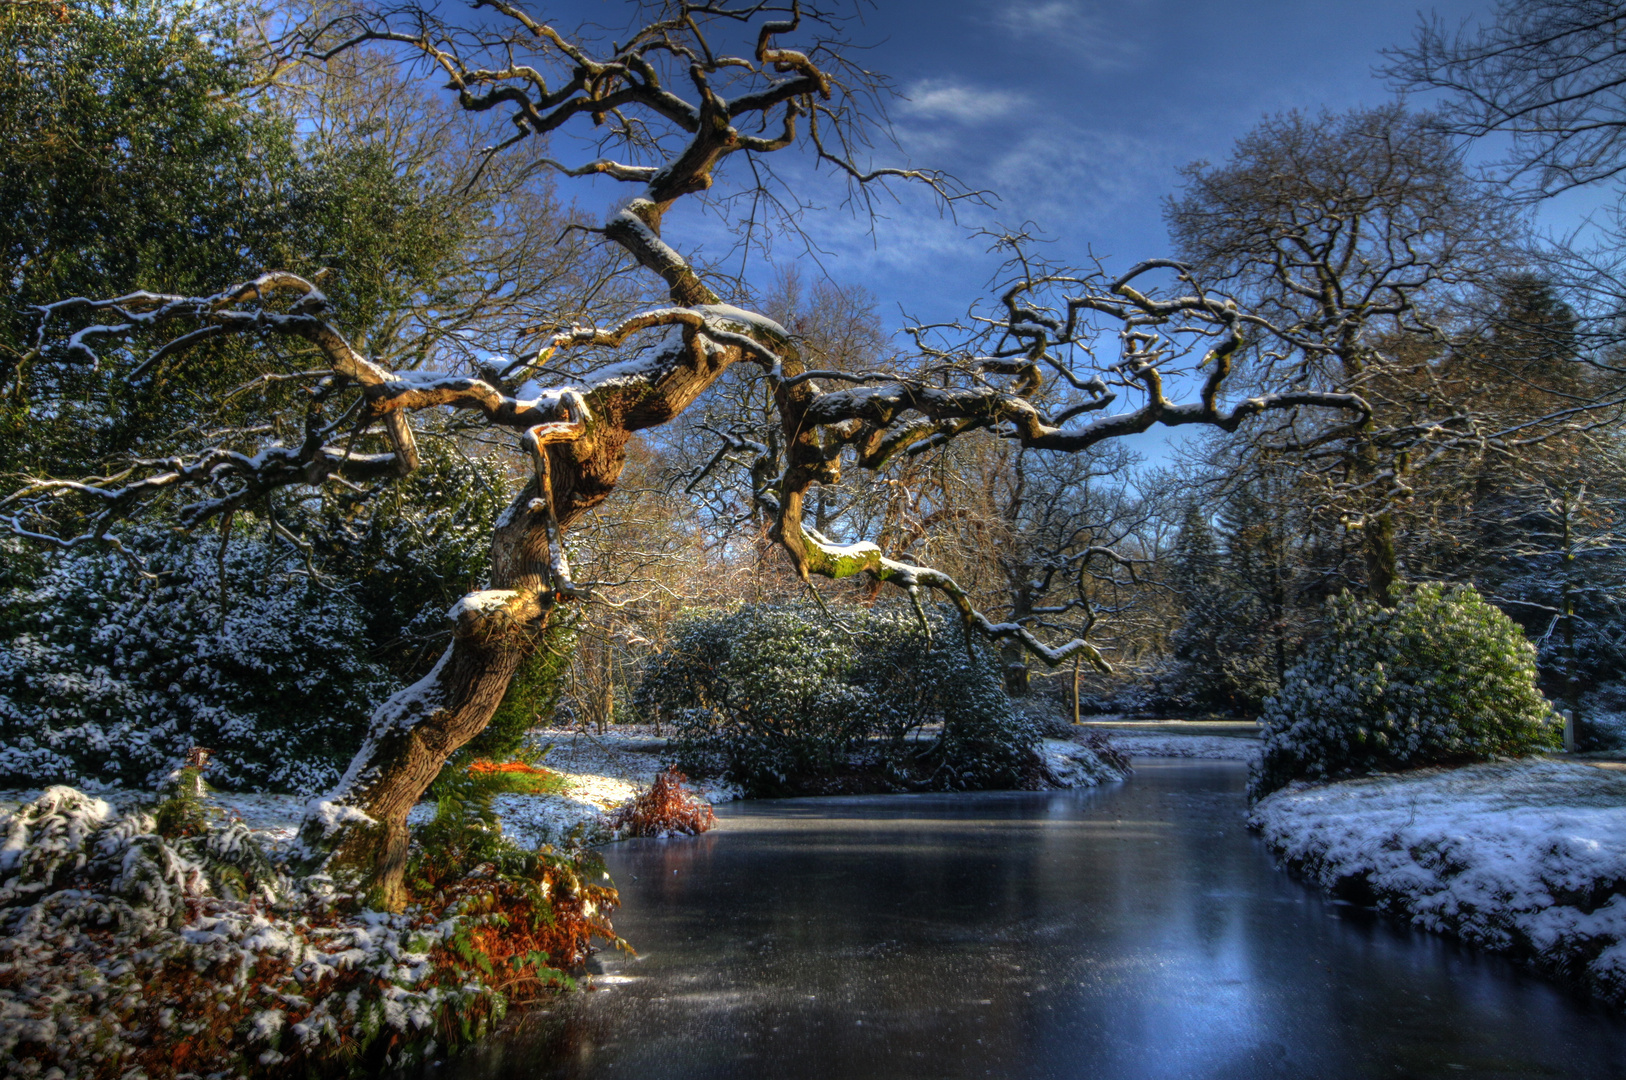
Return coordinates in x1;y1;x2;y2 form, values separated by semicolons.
541;1;1609;326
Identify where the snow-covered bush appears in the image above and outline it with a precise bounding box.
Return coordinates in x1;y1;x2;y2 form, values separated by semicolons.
638;603;1033;794
335;446;516;681
1;784;620;1079
0;534;394;793
1250;584;1561;799
1579;681;1626;751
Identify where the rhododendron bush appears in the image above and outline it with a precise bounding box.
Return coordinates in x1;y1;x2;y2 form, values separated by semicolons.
639;604;1036;794
1251;584;1562;799
0;535;393;794
0;447;510;795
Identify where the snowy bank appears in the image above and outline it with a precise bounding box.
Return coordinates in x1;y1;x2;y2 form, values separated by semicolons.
0;726;737;853
1100;731;1262;761
1038;736;1131;787
453;727;739;846
1251;757;1626;1006
0;723;1113;854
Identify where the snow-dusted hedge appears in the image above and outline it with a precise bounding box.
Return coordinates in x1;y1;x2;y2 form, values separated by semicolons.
1250;584;1561;799
638;603;1034;794
0;536;393;793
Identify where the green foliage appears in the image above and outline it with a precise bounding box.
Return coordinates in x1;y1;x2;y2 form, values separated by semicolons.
0;0;515;498
1251;584;1562;799
423;742;566;821
418;611;577;803
638;603;1032;794
267;138;474;357
406;748;623;1009
1166;480;1313;715
1;1;290;474
0;530;395;793
0;783;614;1078
0;440;524;795
328;443;517;681
151;766;212;839
414;752;550;879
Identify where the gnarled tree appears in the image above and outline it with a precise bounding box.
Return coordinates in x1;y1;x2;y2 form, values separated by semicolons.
6;1;1365;909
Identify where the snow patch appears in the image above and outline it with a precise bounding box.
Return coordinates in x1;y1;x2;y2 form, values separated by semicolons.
302;799;376;838
447;590;519;620
1107;732;1262;761
1039;738;1128;787
695;303;790;340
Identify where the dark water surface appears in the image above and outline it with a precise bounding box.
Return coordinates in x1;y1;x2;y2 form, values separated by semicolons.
430;760;1626;1079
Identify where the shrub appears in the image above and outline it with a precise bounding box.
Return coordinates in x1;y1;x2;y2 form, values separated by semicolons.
607;766;716;837
2;785;621;1079
335;446;517;683
0;439;530;797
0;533;394;793
636;602;1033;794
1250;584;1562;799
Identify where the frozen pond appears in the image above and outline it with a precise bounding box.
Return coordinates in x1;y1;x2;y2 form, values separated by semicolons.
419;760;1626;1079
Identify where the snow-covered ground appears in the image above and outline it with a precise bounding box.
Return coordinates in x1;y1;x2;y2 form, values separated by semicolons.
1098;731;1262;761
483;726;741;846
1038;736;1130;786
0;726;719;852
0;725;1127;850
1251;757;1626;1006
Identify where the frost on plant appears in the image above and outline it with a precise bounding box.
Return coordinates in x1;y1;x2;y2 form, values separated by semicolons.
638;603;1037;794
0;784;620;1079
1250;584;1562;799
0;532;394;794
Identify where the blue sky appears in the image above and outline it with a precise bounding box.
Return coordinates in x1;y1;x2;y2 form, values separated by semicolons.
538;1;1612;329
534;0;1558;465
665;0;1498;325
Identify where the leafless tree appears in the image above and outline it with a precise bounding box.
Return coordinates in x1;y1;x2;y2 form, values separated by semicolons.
1387;1;1626;387
6;2;1366;908
1165;104;1535;603
1387;1;1626;199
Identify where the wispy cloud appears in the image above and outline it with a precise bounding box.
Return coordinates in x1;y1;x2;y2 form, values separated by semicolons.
896;79;1030;125
989;126;1168;217
999;0;1087;35
986;0;1149;74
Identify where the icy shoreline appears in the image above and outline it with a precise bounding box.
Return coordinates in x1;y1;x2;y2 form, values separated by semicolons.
0;726;1127;850
1099;730;1261;761
1251;757;1626;1007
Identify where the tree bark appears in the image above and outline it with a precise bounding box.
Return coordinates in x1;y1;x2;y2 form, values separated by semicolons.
1000;585;1034;697
1365;510;1399;607
292;490;560;910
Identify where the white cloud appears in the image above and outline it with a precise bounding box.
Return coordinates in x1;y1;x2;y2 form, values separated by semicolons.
897;79;1030;125
1000;0;1086;35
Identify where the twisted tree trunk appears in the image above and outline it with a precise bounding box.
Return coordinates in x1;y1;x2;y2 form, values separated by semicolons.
292;490;561;910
